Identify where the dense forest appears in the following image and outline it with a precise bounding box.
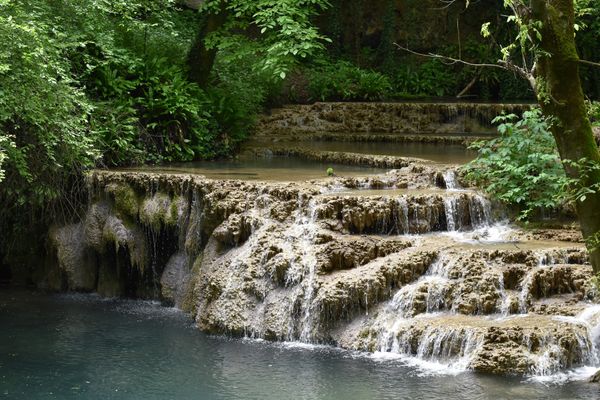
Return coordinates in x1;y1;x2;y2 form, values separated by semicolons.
1;0;600;278
5;1;600;393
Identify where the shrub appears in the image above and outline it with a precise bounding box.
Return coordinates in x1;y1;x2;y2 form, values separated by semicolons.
0;0;99;210
307;60;392;101
587;100;600;125
462;108;569;221
390;60;456;97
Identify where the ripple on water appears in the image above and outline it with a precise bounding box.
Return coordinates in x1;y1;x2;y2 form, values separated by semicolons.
1;289;600;400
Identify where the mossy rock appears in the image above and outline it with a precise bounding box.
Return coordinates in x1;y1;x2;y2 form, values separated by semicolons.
106;183;140;219
140;193;182;230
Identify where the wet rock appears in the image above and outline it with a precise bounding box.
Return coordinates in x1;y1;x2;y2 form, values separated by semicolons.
46;169;600;377
590;369;600;383
317;249;437;323
213;214;256;248
160;252;191;307
254;102;528;137
50;224;97;291
529;265;592;300
106;183;139;219
140;193;184;230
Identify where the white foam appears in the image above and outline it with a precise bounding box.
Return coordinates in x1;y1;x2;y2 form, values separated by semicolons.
526;366;599;384
371;352;468;376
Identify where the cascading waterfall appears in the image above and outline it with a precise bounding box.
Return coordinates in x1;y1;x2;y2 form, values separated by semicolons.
51;170;600;378
282;198;321;342
468;194;493;228
442;170;460;191
387;256;453;318
396;197;410;234
363;243;600;375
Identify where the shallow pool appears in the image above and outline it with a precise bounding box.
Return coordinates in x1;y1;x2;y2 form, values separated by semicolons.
259;141;477;164
121;155;386;181
0;289;597;400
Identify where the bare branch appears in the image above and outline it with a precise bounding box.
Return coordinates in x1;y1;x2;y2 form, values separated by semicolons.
456;73;480;98
394;42;538;94
394;43;507;70
579;59;600;69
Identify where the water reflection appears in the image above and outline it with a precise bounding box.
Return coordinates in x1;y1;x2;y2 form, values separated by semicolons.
0;289;597;400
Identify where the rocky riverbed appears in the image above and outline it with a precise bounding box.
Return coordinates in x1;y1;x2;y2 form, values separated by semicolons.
42;157;600;377
28;102;600;379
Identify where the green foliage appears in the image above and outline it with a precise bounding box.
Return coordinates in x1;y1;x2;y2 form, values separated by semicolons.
307;59;391;101
0;133;14;183
91;56;212;164
391;60;456;97
587;101;600;125
0;0;99;211
202;0;331;80
462;109;569;221
326;167;334;176
206;44;280;156
563;158;600;204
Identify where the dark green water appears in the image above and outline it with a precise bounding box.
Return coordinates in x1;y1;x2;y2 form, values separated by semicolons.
265;141;476;164
123;155;385;181
1;289;598;400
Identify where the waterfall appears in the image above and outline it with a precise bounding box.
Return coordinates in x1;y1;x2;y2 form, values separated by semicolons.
443;196;459;231
52;169;597;378
468;194;493;228
396;197;410;234
442;170;460;191
387;256;453;317
282;198;321;342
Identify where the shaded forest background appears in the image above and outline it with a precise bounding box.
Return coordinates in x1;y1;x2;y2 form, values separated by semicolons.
1;0;600;278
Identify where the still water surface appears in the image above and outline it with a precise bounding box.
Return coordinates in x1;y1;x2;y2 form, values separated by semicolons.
264;141;476;164
123;155;385;181
1;289;598;400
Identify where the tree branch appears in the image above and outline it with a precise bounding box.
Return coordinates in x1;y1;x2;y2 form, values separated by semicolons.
394;43;538;94
394;43;506;70
579;59;600;69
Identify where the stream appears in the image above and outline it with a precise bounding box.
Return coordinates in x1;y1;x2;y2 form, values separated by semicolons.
1;289;598;400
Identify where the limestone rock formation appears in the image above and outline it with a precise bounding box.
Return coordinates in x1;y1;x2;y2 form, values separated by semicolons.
45;168;600;377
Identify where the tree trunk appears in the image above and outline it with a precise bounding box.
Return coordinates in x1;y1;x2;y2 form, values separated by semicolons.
187;6;228;88
532;0;600;273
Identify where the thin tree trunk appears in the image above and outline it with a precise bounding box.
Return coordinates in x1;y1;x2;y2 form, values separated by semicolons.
532;0;600;273
187;6;228;88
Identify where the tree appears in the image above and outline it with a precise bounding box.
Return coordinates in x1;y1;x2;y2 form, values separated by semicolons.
530;0;600;271
185;0;332;85
399;0;600;273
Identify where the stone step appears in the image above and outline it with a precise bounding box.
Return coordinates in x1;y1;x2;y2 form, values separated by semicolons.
256;102;531;136
338;311;600;374
314;191;496;235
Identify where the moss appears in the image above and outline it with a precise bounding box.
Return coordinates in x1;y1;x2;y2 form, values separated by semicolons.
140;193;179;230
106;183;140;220
169;195;182;225
180;253;203;315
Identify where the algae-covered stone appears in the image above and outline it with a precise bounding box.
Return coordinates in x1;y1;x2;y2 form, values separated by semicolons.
102;215;147;269
140;193;183;230
84;201;111;252
50;223;97;291
106;183;140;219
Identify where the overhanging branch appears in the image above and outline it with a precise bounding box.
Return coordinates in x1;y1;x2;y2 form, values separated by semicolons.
579;59;600;69
394;43;537;93
394;43;506;70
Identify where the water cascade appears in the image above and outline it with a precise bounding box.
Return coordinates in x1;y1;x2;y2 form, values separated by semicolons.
41;100;599;378
44;165;599;378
